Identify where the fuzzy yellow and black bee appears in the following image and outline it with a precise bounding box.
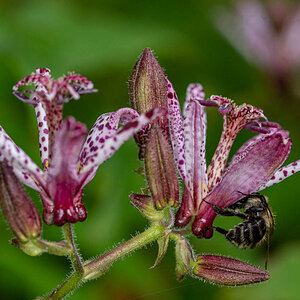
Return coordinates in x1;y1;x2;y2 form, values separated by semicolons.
203;192;274;269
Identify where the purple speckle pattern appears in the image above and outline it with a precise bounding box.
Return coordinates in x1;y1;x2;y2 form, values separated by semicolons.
167;79;186;182
79;107;163;174
34;102;49;168
0;126;44;190
183;84;208;212
80;108;139;170
258;159;300;190
168;81;208;223
13;68;96;158
207;95;266;191
13;68;95;104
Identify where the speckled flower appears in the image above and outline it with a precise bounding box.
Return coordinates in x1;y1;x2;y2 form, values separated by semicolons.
0;69;163;226
13;68;97;167
0;108;162;226
167;80;299;237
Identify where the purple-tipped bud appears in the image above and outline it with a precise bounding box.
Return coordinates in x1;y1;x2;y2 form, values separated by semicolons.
145;125;179;209
129;193;164;221
0;162;42;243
193;255;270;286
175;236;195;280
129;48;169;159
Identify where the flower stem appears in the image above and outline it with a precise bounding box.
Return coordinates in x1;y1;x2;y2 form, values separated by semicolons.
84;222;165;278
63;223;84;274
40;222;165;299
34;239;72;256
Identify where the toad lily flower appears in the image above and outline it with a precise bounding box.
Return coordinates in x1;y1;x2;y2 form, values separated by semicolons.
0;69;163;226
0;109;162;226
13;68;97;167
167;80;299;237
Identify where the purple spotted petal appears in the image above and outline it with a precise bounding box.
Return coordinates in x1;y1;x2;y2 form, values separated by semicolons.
226;127;280;170
34;102;49;168
43;117;88;226
182;99;208;210
207;96;266;191
185;83;205;106
192;129;291;237
13;91;37;105
258;160;300;190
9;165;41;191
0;126;45;190
79;107;140;168
167;79;186;181
13;68;50;92
13;69;96;157
80;108;165;174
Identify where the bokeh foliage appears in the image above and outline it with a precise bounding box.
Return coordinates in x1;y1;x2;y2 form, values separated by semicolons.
0;0;299;299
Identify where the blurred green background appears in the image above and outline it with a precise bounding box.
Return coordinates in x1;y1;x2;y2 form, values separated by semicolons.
0;0;300;299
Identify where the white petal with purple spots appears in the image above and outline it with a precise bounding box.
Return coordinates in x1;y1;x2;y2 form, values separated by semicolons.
80;108;164;174
79;108;140;168
183;99;208;207
166;79;186;182
258;160;300;190
34;102;49;168
0;126;45;186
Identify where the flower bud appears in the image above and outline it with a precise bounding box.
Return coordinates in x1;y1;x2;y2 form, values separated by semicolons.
193;255;270;286
0;162;42;243
145;125;179;209
129;193;164;221
129;48;169;159
175;236;195;280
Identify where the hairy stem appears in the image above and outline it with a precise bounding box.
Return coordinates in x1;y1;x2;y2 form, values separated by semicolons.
34;239;72;256
40;222;165;300
84;222;165;278
63;223;84;274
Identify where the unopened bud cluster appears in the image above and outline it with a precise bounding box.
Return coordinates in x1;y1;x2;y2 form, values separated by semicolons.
130;48;179;212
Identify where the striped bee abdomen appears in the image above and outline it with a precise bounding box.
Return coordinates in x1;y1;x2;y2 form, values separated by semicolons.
226;218;266;249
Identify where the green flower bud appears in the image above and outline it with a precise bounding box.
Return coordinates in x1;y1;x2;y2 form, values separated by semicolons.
174;236;195;280
129;48;169;159
145;125;179;209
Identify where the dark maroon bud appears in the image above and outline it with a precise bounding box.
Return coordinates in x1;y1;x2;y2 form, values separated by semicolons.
193;255;270;286
0;162;42;243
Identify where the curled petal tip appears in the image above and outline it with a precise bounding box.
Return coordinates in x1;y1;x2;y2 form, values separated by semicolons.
198;99;218;107
260;121;281;128
218;103;233;115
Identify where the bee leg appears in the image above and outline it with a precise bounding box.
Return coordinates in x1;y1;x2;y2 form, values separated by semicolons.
203;199;237;216
213;226;228;235
213;207;248;220
202;199;247;219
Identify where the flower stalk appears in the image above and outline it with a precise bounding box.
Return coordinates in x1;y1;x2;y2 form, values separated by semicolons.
41;222;165;299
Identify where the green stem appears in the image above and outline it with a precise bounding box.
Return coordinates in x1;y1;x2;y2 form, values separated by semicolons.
40;222;165;300
34;239;72;256
84;222;164;279
63;224;84;274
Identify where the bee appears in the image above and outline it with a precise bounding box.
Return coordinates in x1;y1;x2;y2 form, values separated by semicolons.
203;192;274;269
